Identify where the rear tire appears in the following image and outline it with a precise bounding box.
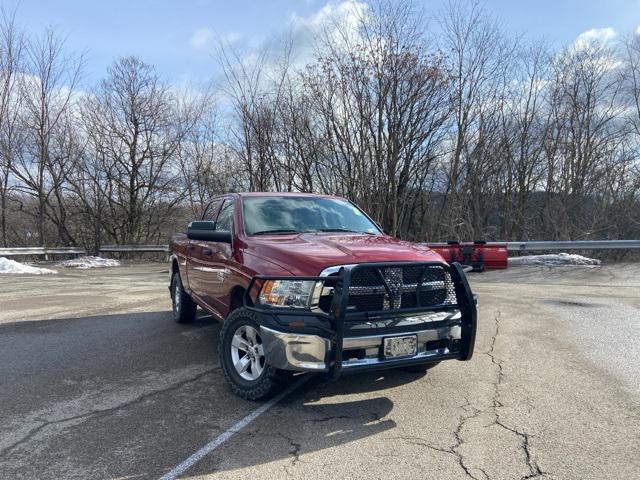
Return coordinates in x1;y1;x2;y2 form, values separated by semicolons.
401;361;440;374
219;308;286;400
171;273;197;324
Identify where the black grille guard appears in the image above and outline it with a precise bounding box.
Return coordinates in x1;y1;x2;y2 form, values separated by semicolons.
243;261;477;377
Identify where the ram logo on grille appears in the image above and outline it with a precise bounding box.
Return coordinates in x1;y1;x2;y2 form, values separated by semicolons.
381;267;403;308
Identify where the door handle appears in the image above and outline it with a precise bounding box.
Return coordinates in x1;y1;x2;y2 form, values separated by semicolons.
202;248;213;256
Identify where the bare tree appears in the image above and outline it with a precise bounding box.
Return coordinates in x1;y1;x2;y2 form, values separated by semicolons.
613;34;640;237
543;41;624;239
177;106;241;217
621;34;640;157
497;41;550;239
9;27;83;245
79;56;199;245
439;0;514;239
218;42;289;192
297;0;452;237
0;9;24;247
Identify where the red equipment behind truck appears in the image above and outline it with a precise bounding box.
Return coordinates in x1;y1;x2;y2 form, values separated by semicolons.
426;241;508;272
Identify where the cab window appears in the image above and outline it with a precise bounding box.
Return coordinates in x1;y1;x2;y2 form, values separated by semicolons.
202;199;222;222
215;200;234;231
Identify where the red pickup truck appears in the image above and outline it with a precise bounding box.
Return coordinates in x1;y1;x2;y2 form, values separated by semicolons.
169;192;476;400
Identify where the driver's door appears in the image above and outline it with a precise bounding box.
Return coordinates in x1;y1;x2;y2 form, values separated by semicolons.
205;198;235;314
187;198;234;317
187;199;221;311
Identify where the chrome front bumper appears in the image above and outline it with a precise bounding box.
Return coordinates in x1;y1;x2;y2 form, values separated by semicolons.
260;316;462;372
259;327;332;371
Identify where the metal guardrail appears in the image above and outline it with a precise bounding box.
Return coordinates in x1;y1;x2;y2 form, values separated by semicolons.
500;240;640;252
2;240;639;258
0;247;86;256
99;244;169;253
426;240;640;251
0;245;169;257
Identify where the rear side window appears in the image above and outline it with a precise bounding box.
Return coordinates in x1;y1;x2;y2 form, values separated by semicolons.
215;200;234;231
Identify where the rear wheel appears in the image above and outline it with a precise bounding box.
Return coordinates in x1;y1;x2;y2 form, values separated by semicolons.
171;273;197;324
219;308;286;400
401;361;440;374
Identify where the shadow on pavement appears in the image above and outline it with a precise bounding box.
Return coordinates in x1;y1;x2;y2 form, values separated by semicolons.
306;368;427;400
187;390;397;476
185;371;434;476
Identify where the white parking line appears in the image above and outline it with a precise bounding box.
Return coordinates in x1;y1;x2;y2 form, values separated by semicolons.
158;375;311;480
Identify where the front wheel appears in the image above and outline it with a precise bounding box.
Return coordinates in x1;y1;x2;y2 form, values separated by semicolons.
219;308;286;400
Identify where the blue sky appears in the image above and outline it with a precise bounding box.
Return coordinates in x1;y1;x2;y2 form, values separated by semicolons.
9;0;640;86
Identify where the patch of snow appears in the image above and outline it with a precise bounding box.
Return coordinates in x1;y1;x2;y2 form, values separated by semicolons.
57;256;121;269
508;253;601;266
0;257;57;274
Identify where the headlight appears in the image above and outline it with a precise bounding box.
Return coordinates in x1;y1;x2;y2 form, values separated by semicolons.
258;279;323;308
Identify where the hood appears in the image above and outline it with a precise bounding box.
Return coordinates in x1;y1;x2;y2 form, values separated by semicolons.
244;233;445;276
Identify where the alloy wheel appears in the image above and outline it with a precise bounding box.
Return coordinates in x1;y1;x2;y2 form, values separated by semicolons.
230;325;265;381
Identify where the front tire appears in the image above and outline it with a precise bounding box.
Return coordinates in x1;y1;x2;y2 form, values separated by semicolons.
171;273;197;324
219;308;285;400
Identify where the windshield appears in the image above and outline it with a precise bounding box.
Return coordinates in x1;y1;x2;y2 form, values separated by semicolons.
242;196;381;236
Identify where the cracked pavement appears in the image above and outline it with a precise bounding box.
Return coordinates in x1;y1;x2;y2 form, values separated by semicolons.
1;262;639;479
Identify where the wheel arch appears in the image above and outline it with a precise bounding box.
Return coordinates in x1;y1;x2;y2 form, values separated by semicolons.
229;285;247;313
171;258;180;277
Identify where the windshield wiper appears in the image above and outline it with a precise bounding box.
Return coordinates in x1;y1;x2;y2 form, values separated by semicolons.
316;228;376;235
252;229;300;235
252;228;377;235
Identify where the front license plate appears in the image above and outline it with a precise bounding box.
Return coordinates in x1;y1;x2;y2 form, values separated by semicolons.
383;335;417;359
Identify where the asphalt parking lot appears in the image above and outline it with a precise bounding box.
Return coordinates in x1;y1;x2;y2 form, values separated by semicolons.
1;262;639;479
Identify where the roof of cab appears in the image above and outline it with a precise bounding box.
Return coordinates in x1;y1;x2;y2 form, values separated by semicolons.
233;191;344;200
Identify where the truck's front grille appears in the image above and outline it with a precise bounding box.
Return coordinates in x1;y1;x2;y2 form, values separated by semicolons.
318;264;457;314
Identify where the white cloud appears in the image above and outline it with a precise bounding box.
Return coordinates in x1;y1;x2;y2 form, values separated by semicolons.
567;27;621;72
289;0;367;37
221;32;242;45
217;1;370;99
573;27;617;49
283;0;368;68
636;25;640;36
189;28;214;49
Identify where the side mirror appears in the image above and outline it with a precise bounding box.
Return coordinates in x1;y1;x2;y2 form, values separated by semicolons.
187;221;232;243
